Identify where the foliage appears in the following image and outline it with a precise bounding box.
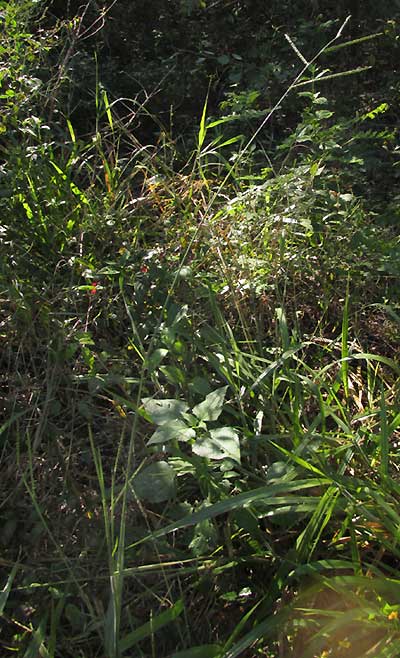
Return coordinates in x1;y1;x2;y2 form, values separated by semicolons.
1;1;400;657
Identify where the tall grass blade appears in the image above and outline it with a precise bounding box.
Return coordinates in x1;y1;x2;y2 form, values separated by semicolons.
222;607;292;658
132;479;329;545
341;278;350;399
0;561;19;615
172;645;221;658
103;87;114;132
296;486;339;562
379;386;389;480
198;96;208;150
120;599;184;652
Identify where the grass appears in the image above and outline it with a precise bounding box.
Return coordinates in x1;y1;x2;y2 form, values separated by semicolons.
1;2;400;657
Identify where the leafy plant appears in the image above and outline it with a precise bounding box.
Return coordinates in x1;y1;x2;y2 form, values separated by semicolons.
143;385;241;464
1;1;400;657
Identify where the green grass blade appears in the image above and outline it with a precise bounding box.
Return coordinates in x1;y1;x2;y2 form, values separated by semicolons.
222;607;292;658
379;386;389;480
198;96;208;150
294;65;373;87
325;30;383;53
23;613;49;658
172;646;222;658
120;598;184;652
296;487;339;562
102;87;114;132
341;278;350;399
131;479;329;546
0;561;19;615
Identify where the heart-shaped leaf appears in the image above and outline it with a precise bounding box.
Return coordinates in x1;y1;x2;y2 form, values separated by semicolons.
192;386;228;422
142;398;188;425
147;420;196;445
132;461;176;503
193;427;240;463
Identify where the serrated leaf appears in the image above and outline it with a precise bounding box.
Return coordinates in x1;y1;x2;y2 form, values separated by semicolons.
193;427;240;463
147;420;196;445
132;462;176;503
142;398;189;425
192;386;228;422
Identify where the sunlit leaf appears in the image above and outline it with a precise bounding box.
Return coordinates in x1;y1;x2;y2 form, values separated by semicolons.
192;386;228;422
193;427;240;463
147;420;196;445
142;398;189;425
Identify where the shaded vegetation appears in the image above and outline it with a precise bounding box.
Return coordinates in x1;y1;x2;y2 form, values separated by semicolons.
1;1;400;657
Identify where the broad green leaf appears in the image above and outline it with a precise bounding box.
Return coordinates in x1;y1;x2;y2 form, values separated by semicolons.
193;427;240;463
121;599;184;652
132;462;176;503
146;348;168;372
192;386;228;422
189;515;218;556
142;398;189;425
147;420;196;445
216;54;230;65
64;603;85;632
265;461;295;483
188;377;212;397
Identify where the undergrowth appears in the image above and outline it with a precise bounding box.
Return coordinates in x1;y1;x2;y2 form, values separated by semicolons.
1;2;400;657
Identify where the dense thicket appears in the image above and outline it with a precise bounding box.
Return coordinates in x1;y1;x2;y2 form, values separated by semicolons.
49;0;400;134
45;0;400;215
